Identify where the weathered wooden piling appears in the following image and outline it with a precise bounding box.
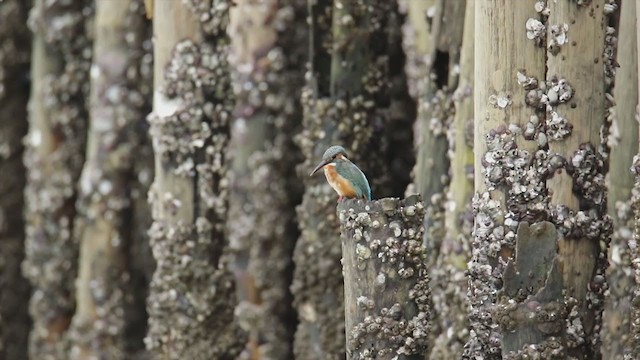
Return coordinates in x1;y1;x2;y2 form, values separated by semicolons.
337;195;431;359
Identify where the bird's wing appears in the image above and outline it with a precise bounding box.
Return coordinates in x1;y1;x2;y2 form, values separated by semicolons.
337;161;372;200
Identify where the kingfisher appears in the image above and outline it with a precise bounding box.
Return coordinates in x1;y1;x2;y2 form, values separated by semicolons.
310;145;372;202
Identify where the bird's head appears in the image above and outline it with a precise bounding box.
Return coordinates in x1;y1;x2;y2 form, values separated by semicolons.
310;145;349;176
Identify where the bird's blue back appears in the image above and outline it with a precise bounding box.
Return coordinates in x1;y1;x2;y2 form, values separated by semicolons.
335;160;372;200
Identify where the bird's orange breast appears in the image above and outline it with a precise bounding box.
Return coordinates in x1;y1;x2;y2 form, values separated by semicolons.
324;165;357;198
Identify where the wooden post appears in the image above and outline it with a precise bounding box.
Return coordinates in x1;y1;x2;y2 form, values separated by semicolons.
469;1;546;358
430;1;475;358
145;1;244;358
545;1;612;357
402;0;465;267
602;0;637;357
67;1;150;358
338;195;431;359
23;0;92;357
227;0;304;358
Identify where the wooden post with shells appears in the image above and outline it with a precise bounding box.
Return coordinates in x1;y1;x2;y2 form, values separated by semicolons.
602;0;638;358
145;1;243;358
67;0;149;358
337;195;431;359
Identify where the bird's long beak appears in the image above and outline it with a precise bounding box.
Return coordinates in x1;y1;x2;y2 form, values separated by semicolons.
310;159;330;176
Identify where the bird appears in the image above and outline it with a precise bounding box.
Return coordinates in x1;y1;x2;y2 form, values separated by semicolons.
309;145;372;202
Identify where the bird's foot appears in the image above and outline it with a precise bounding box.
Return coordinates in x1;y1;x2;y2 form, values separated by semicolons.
337;195;344;203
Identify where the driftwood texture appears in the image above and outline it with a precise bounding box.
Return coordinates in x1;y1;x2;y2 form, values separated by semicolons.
338;195;431;359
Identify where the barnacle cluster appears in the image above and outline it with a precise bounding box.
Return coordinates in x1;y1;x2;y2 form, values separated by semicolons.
547;23;569;56
503;338;565;360
482;127;552;227
517;73;575;143
465;191;504;359
526;1;549;48
563;297;585;349
184;0;230;36
603;22;618;88
534;1;551;16
148;40;229;177
338;196;431;359
569;144;607;207
495;300;566;335
145;217;243;358
526;18;546;47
